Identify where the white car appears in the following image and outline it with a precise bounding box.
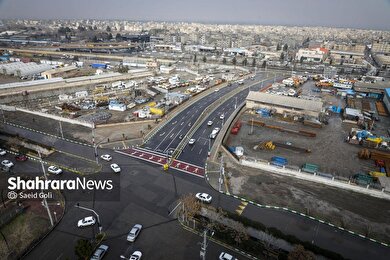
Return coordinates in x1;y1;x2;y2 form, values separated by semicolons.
129;251;142;260
1;160;14;168
207;121;213;126
48;166;62;175
214;88;219;92
90;244;109;260
77;216;96;228
195;193;212;203
219;252;237;260
110;163;121;173
127;224;142;242
220;114;225;120
0;149;6;156
189;139;196;145
100;154;112;161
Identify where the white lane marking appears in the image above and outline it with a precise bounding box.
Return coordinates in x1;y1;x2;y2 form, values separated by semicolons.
199;148;203;155
172;120;177;125
170;133;175;138
159;132;165;137
180;122;184;125
202;129;206;134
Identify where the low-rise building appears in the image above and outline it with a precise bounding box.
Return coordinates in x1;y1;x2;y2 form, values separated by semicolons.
295;47;328;63
246;91;323;118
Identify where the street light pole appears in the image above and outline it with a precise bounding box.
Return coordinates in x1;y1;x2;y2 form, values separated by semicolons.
200;229;214;260
37;151;54;227
219;156;224;192
75;204;102;233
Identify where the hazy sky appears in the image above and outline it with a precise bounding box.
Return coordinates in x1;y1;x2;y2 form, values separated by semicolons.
0;0;389;30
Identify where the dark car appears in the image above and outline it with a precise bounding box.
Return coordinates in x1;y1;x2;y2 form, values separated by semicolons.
15;154;28;161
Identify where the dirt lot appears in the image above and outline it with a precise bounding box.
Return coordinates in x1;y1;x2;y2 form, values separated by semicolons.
226;81;390;178
208;154;390;244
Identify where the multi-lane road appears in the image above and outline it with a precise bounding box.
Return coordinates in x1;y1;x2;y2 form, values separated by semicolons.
2;70;390;259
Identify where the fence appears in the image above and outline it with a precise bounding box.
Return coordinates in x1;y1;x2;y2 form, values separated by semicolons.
240;156;390;200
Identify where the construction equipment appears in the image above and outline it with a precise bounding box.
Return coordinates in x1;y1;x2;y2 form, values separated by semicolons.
248;119;316;138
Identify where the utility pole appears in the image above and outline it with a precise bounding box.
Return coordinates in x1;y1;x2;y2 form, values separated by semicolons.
200;229;214;260
250;118;254;135
59;120;64;139
0;107;5;123
38;151;54;227
75;203;102;233
92;128;98;164
218;156;224;192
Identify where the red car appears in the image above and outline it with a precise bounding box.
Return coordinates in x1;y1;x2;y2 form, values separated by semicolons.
15;154;28;161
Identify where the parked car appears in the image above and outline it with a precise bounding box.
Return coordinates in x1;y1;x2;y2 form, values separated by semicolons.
48;166;62;175
1;165;10;172
15;154;28;161
127;224;143;242
1;160;14;168
207;121;213;126
189;139;196;145
195;193;212;203
77;216;96;228
129;251;142;260
90;244;109;260
179;134;184;140
219;252;237;260
100;154;112;161
110;163;121;173
0;149;6;156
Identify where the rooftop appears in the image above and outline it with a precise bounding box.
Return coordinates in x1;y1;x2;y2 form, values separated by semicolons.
246;91;323;112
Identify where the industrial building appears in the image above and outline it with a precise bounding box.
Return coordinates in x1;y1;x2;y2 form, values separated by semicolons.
246;91;323;118
383;88;390;113
41;65;78;79
354;81;390;98
0;62;52;77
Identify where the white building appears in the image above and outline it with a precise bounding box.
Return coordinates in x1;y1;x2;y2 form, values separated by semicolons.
295;48;328;63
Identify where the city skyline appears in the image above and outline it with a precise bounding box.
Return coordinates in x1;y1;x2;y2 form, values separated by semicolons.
0;0;390;31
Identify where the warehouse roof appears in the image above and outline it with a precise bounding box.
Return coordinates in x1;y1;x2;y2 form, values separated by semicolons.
354;81;390;94
246;91;323;112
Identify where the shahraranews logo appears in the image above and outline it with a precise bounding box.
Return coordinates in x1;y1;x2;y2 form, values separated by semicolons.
8;176;113;191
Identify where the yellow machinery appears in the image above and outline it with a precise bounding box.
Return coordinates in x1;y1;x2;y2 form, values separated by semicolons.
149;107;165;116
254;141;275;150
163;164;169;171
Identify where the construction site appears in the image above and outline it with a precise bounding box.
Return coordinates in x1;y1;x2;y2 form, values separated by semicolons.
225;78;390;189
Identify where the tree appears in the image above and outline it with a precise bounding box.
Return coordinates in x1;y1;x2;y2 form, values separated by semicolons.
232;56;237;65
242;58;248;66
280;52;285;61
74;239;93;260
222;57;227;64
93;25;97;30
88;25;93;31
77;25;86;32
202;56;207;63
106;26;111;32
261;60;266;68
91;35;98;42
251;58;256;67
193;54;197;63
288;245;315;260
108;33;113;40
276;43;281;51
115;33;122;41
178;194;201;223
283;44;288;52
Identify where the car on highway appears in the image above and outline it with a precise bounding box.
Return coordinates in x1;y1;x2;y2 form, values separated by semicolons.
179;134;184;140
90;244;109;260
0;149;6;156
219;252;237;260
100;154;112;161
77;216;96;228
110;163;121;173
15;154;28;161
214;88;219;92
127;224;142;242
207;121;213;126
48;166;62;175
189;139;196;145
195;193;212;203
129;251;142;260
1;160;14;168
220;114;225;120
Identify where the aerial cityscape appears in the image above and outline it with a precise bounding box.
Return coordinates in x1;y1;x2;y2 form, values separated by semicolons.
0;0;390;260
